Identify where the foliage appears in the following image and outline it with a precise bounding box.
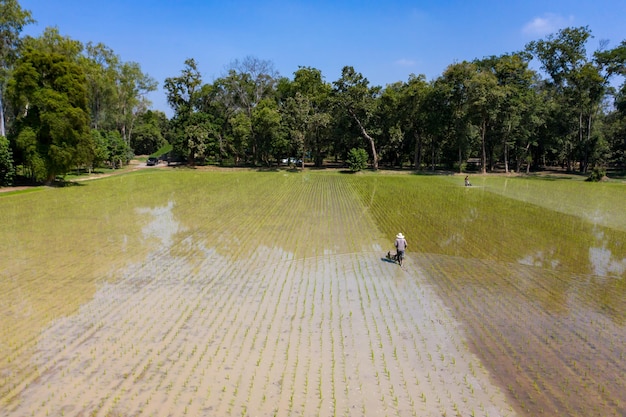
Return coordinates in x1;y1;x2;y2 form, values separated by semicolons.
130;110;167;155
104;130;132;168
3;6;626;176
8;47;91;182
586;166;607;182
0;134;14;185
332;66;381;170
0;0;34;137
346;147;368;171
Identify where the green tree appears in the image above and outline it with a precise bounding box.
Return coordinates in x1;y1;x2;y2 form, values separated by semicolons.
527;26;608;172
468;60;505;173
115;61;157;145
283;67;332;167
252;98;284;165
215;56;279;164
90;129;109;169
377;81;406;167
282;92;310;166
130;110;167;155
401;74;431;170
0;134;14;185
104;130;132;168
437;62;475;171
332;66;381;170
8;48;91;183
82;42;119;130
484;53;542;173
164;58;203;164
0;0;34;137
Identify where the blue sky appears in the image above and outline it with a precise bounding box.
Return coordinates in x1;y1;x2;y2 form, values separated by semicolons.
19;0;626;117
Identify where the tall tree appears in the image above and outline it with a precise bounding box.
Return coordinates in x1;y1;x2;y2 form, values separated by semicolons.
402;74;430;169
252;98;284;165
486;53;541;173
215;56;279;164
332;66;381;170
437;62;475;172
281;67;331;167
115;61;157;144
164;58;203;163
130;110;167;155
467;66;503;173
527;26;608;172
8;48;91;183
82;42;119;130
0;0;34;137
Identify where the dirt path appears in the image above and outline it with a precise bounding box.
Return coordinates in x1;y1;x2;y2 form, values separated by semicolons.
0;159;160;193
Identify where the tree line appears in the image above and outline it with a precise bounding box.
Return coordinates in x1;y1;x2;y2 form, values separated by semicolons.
1;0;625;186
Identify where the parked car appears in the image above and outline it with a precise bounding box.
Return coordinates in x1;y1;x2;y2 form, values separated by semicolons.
281;157;303;165
146;157;159;166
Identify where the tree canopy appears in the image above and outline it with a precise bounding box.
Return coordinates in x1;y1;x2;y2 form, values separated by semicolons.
3;0;626;186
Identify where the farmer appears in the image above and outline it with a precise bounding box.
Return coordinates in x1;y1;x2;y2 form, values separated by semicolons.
394;232;407;266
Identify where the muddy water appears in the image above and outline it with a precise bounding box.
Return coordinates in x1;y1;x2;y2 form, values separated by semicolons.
2;171;625;417
1;171;516;416
350;174;626;416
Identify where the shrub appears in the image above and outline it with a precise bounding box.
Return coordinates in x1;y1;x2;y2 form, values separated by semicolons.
586;166;607;182
347;148;368;172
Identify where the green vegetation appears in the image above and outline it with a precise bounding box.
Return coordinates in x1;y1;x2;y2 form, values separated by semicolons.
153;143;173;157
1;170;625;416
346;148;368;171
2;0;626;186
0;135;14;185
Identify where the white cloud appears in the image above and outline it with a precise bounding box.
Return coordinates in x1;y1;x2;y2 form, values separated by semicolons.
522;13;574;37
394;58;416;67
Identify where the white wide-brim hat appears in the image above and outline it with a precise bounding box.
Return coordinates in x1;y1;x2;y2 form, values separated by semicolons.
396;233;404;239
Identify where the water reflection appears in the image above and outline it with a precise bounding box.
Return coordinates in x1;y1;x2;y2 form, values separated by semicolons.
589;246;626;277
136;201;183;248
518;248;561;269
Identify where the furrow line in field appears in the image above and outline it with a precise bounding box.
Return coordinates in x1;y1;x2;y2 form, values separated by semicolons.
204;244;294;416
91;250;232;416
0;259;113;404
367;262;420;414
226;176;296;261
137;255;240;416
259;259;306;415
224;261;293;416
417;254;567;415
0;247;176;413
259;261;302;416
341;255;370;415
3;245;209;415
186;269;262;416
478;263;619;415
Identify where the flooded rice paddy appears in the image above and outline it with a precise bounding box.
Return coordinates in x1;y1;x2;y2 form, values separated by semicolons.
1;170;625;416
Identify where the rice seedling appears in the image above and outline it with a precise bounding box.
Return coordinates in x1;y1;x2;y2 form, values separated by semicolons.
1;170;624;416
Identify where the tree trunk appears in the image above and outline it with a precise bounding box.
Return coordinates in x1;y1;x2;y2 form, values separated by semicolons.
0;93;5;137
503;121;511;174
413;132;422;170
481;118;487;174
579;111;585;173
431;137;436;171
349;109;378;170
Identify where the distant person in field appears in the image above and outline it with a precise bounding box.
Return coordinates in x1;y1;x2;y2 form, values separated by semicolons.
394;232;407;266
465;175;472;186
